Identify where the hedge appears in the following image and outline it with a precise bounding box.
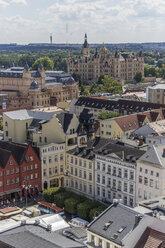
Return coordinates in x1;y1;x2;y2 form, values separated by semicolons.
42;187;108;221
64;198;79;215
42;187;65;203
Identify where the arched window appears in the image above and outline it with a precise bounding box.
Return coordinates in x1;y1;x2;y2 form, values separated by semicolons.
44;137;47;143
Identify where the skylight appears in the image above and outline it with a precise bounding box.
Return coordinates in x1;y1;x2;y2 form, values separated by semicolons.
103;221;113;231
118;226;126;233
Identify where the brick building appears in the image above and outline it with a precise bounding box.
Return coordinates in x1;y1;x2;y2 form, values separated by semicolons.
0;141;41;201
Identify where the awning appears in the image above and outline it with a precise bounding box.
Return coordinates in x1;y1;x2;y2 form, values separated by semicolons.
4;188;21;195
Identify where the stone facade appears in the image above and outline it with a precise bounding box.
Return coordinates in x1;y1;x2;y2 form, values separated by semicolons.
147;84;165;104
0;65;78;109
68;34;144;83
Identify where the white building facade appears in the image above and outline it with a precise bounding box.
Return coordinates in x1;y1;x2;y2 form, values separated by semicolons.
95;153;137;207
136;145;165;203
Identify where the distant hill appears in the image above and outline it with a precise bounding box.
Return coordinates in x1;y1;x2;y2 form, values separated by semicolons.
0;42;165;52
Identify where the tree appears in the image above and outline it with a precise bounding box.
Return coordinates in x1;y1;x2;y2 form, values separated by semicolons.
32;57;54;70
101;75;122;94
72;73;82;84
18;54;35;67
64;198;79;215
134;71;142;83
97;111;122;120
90;83;97;94
80;85;89;95
144;65;157;77
160;64;165;79
42;187;64;203
89;205;107;222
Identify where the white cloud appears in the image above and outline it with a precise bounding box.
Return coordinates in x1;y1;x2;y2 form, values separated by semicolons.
0;0;9;7
10;0;27;5
0;0;164;43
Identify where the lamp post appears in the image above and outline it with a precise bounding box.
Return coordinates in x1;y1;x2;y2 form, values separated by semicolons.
22;180;32;207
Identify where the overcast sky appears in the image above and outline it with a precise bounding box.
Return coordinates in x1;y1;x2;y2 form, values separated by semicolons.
0;0;164;44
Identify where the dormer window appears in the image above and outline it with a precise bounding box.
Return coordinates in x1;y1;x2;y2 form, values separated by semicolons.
9;160;13;165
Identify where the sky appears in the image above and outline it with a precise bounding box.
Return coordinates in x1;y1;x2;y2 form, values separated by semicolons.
0;0;164;44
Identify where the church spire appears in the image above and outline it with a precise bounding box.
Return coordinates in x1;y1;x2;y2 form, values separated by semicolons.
82;33;90;57
83;33;88;48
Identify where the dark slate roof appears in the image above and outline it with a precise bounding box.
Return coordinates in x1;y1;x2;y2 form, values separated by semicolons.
56;113;74;133
0;148;11;169
45;71;75;85
38;62;44;70
24;63;29;71
67;146;95;160
0;225;85;248
27;110;53;121
67;137;143;162
0;141;28;167
0;67;41;78
75;97;165;113
95;141;145;163
29;80;39;90
87;203;144;246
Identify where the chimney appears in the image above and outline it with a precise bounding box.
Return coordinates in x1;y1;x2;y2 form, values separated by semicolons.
35;219;40;225
113;199;119;206
163;148;165;157
135;214;142;225
47;224;52;232
121;151;124;161
90;150;94;157
83;149;87;156
76;147;79;154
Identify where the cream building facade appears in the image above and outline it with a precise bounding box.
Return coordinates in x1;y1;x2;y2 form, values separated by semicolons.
68;34;144;83
3;109;81;151
67;146;95;199
40;143;66;190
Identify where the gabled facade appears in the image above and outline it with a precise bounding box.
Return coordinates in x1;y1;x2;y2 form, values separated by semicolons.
3;110;83;151
0;141;41;201
136;144;165;203
99;109;165;139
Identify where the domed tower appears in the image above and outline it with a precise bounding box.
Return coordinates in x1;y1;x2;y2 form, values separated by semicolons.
23;63;31;79
29;80;40;107
99;43;108;59
82;33;90;57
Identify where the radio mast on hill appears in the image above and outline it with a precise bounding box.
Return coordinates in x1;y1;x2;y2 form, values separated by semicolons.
50;33;52;44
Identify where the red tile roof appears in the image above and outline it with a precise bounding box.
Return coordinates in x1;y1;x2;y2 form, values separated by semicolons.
135;227;165;248
115;109;165;132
